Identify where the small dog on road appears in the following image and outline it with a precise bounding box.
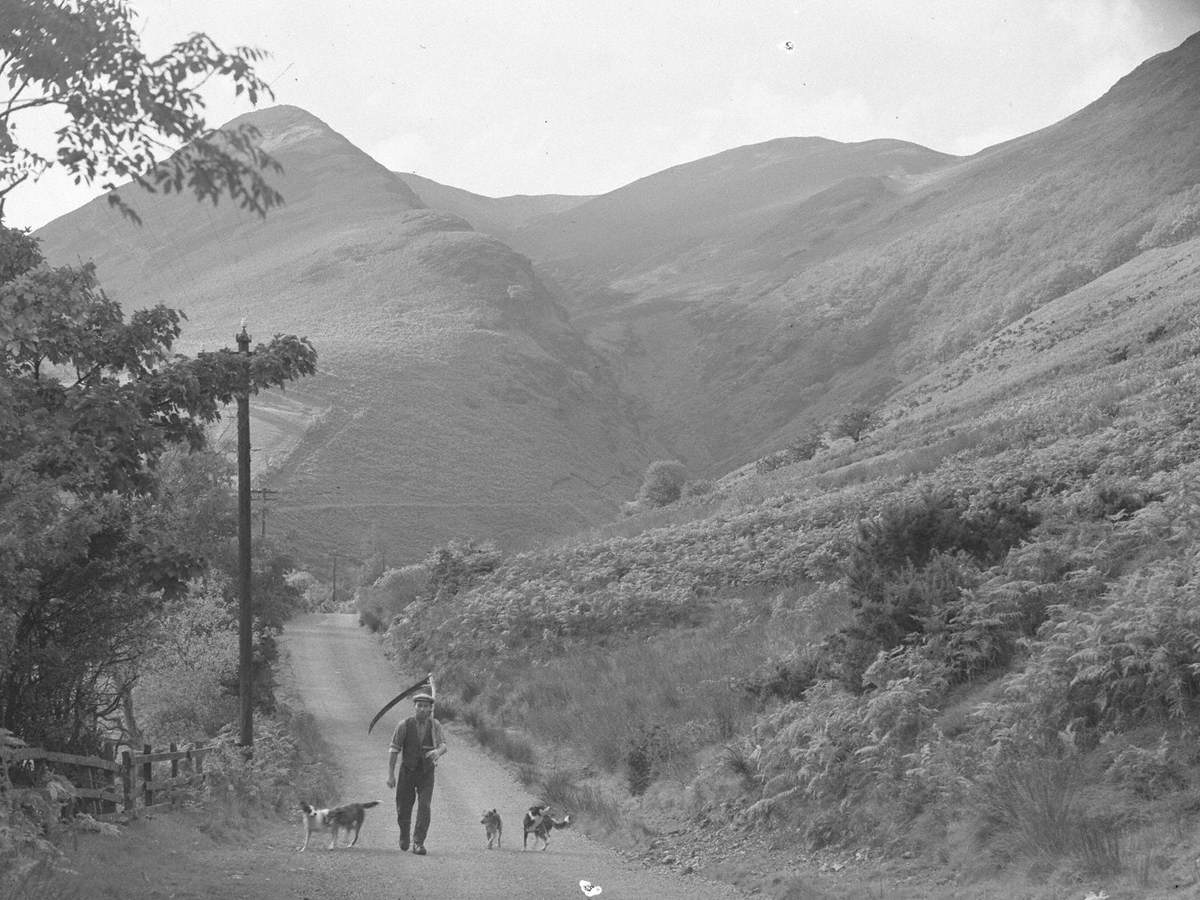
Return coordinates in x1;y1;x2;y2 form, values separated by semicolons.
481;808;502;849
298;800;380;851
522;804;571;851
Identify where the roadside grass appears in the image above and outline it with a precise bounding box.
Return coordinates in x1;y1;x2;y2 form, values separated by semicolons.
974;757;1123;877
440;589;835;846
538;768;625;834
448;586;832;803
457;708;538;767
456;695;632;840
3;866;85;900
134;626;343;835
498;610;762;769
189;704;341;838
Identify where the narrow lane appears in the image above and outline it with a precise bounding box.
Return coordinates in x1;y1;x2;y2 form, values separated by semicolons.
278;612;746;899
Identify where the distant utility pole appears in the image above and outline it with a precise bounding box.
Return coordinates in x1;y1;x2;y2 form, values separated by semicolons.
236;323;253;752
255;487;279;539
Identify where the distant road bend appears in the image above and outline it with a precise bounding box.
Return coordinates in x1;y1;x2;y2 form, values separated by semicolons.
278;613;745;899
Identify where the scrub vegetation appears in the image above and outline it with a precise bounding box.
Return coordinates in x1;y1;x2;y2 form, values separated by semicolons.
374;284;1200;895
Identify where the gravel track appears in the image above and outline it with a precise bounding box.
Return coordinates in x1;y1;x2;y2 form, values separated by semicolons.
273;612;747;900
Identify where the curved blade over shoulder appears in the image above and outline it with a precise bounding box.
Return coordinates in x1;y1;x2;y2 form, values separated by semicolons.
367;673;433;734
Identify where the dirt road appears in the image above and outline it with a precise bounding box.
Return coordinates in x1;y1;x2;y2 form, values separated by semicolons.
274;612;746;900
52;613;746;899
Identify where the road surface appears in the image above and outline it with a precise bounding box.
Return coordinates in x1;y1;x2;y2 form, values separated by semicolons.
276;612;746;900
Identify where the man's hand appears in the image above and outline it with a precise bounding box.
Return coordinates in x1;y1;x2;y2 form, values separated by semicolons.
387;774;396;788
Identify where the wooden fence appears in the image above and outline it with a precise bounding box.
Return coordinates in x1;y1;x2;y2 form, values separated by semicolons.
0;741;216;820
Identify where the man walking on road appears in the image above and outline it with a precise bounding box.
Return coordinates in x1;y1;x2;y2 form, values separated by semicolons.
387;691;447;855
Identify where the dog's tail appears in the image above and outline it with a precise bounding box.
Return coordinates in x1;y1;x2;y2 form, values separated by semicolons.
552;814;572;829
360;800;381;809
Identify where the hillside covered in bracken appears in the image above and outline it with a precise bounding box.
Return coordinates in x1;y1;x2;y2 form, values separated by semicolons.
377;232;1200;898
26;22;1200;897
355;33;1200;900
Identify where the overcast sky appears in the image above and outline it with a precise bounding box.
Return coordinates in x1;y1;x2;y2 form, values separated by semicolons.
7;0;1200;230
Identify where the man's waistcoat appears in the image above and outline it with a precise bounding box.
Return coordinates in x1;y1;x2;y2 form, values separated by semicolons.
399;716;435;773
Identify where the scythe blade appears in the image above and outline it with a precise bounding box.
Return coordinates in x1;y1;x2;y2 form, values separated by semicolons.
367;672;434;734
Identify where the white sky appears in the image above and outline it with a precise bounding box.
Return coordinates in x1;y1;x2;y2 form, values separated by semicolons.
6;0;1200;230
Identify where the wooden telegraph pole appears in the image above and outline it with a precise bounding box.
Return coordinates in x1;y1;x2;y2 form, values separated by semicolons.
236;323;253;751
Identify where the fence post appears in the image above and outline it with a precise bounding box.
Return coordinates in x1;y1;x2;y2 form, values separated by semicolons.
142;744;153;807
121;749;134;814
99;742;114;817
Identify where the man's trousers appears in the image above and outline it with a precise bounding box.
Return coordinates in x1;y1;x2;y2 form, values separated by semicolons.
395;766;435;845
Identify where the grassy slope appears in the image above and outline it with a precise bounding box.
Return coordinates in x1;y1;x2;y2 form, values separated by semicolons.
383;232;1200;898
510;32;1200;477
507;137;956;287
34;35;1200;570
35;107;656;572
396;171;594;240
369;31;1200;880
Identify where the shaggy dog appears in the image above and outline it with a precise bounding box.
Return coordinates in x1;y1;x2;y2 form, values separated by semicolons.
298;800;380;851
522;804;571;851
481;808;503;849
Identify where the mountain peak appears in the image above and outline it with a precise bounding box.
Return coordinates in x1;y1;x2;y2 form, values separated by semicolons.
216;104;424;216
224;104;337;154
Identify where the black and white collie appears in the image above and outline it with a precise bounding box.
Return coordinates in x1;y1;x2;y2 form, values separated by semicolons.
522;804;571;851
298;800;380;851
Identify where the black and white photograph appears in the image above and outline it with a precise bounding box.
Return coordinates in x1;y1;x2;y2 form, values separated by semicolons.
4;2;1200;897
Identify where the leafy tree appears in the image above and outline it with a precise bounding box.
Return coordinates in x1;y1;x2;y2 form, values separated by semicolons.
424;539;502;603
128;540;305;745
788;431;826;461
1138;183;1200;251
831;407;879;443
151;447;238;565
355;564;430;632
819;489;1040;692
845;490;1038;608
132;580;241;743
0;227;317;750
1;0;282;224
247;547;306;632
637;459;687;507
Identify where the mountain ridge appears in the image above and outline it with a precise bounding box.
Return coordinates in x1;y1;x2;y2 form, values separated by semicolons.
34;107;659;570
501;28;1200;472
396;171;593;237
32;30;1200;570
